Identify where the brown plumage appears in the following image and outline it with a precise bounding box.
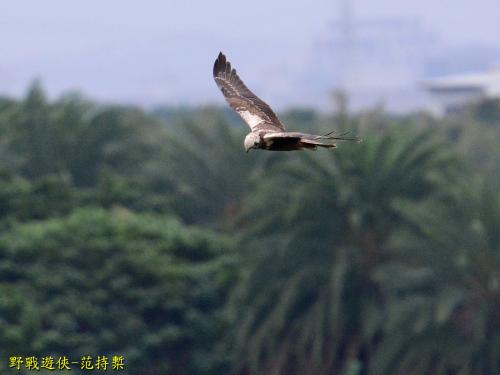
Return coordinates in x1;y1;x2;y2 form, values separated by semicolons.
213;52;360;152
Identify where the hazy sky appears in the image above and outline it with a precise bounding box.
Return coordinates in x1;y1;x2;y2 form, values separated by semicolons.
1;0;499;108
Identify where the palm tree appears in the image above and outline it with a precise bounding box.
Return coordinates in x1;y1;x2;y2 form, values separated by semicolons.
228;125;461;374
157;107;266;227
372;178;500;375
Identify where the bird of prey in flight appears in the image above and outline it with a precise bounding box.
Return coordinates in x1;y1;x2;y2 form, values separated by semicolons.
213;52;360;152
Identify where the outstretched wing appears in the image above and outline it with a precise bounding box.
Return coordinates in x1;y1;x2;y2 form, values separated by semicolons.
213;52;284;132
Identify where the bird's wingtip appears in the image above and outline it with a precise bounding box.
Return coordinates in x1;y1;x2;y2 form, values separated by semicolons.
216;52;226;64
213;52;228;75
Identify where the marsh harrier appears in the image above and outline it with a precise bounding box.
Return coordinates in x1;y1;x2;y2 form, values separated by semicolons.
213;52;359;152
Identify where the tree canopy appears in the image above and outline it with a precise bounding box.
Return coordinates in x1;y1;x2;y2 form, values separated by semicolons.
0;82;498;374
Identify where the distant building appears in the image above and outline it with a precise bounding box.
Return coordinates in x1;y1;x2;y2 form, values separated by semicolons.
422;69;500;116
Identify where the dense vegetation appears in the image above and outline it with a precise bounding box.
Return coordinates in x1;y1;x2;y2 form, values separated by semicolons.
0;83;498;374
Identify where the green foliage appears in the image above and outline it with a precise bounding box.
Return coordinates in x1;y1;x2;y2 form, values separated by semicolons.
0;82;499;375
0;170;77;226
228;126;463;374
440;98;500;176
373;178;500;375
0;208;232;374
468;98;500;126
1;82;170;190
155;107;266;227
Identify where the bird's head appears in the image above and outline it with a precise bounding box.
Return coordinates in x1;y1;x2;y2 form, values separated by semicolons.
244;132;261;153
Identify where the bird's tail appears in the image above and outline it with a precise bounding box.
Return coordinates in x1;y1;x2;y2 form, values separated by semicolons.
318;130;362;142
298;131;361;150
299;139;337;150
